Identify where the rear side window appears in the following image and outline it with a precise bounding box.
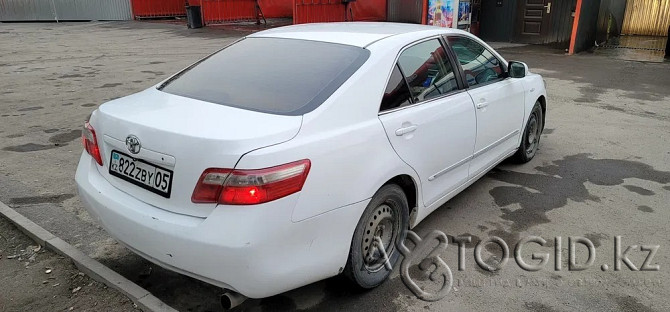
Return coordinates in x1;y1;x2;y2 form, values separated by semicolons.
447;36;505;87
397;39;459;103
160;38;369;115
380;65;412;112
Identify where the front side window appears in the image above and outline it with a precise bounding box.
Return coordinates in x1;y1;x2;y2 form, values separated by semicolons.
447;36;506;87
397;39;459;103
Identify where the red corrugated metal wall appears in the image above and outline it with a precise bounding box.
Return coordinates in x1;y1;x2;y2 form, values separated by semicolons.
193;0;291;24
132;0;383;25
132;0;186;18
351;0;386;21
293;0;386;24
294;0;345;24
201;0;257;23
259;0;293;17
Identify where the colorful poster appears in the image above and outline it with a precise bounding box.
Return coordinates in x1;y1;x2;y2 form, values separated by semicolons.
458;1;471;25
427;0;454;28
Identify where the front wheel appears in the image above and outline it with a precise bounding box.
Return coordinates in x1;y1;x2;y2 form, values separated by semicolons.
343;184;409;289
511;101;543;163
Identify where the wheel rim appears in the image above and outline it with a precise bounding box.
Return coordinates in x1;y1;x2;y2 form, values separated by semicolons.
361;203;397;272
525;111;541;156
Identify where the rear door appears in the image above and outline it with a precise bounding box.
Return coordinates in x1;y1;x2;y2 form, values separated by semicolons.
378;37;477;207
446;36;525;177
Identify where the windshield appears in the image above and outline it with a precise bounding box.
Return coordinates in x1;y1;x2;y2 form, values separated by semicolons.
159;37;370;115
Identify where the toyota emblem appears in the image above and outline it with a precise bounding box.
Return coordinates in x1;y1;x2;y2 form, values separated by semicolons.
125;135;141;154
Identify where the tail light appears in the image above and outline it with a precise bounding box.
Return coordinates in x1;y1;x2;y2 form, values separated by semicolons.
82;121;102;166
191;159;311;205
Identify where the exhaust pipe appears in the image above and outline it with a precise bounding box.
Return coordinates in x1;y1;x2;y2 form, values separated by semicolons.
220;290;247;310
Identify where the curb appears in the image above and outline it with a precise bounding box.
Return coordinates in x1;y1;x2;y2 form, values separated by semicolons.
0;200;178;312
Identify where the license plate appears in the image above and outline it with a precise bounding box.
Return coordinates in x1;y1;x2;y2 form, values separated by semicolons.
109;150;173;198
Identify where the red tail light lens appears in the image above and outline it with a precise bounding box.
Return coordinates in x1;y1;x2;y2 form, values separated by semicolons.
191;160;311;205
82;121;102;166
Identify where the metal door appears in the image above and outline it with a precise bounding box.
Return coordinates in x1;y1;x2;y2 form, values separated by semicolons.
514;0;553;43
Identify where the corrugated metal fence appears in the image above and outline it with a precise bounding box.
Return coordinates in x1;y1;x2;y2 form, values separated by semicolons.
293;0;346;24
132;0;186;18
351;0;386;21
622;0;670;36
293;0;386;24
0;0;132;21
387;0;422;23
201;0;258;24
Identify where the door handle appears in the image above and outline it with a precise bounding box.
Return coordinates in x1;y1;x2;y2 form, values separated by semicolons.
395;125;418;136
545;2;551;14
476;102;489;109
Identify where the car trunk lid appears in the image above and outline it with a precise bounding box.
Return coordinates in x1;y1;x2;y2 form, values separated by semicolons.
91;88;302;217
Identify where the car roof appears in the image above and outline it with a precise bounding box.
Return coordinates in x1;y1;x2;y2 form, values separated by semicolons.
247;22;463;47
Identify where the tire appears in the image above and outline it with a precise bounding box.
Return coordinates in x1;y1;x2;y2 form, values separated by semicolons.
343;184;409;289
511;101;543;163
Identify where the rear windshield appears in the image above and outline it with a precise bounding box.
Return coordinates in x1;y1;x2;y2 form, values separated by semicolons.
159;37;370;115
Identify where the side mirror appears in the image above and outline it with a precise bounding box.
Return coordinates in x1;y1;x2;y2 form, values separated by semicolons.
508;61;528;78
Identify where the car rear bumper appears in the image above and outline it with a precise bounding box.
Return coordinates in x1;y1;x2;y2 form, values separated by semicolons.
75;152;367;298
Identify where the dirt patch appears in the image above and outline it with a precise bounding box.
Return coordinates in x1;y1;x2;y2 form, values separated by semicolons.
49;130;82;145
98;83;123;88
3;143;57;152
601;105;626;112
583;233;608;248
9;194;75;206
59;74;84;79
623;185;655;196
487;154;670;245
637;205;654;213
612;294;655;312
0;216;137;312
140;71;164;76
17;106;43;112
524;301;560;312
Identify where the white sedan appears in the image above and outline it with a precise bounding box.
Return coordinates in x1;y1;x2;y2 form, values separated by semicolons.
76;22;546;306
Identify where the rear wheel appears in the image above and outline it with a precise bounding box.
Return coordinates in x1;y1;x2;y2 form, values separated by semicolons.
511;101;543;163
344;184;409;289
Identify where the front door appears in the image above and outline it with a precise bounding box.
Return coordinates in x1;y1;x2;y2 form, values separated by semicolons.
447;36;526;176
378;38;476;207
514;0;553;43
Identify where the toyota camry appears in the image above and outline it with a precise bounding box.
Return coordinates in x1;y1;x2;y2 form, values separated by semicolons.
75;22;546;306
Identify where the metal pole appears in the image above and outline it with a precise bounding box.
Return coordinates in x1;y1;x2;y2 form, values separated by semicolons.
50;0;59;22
